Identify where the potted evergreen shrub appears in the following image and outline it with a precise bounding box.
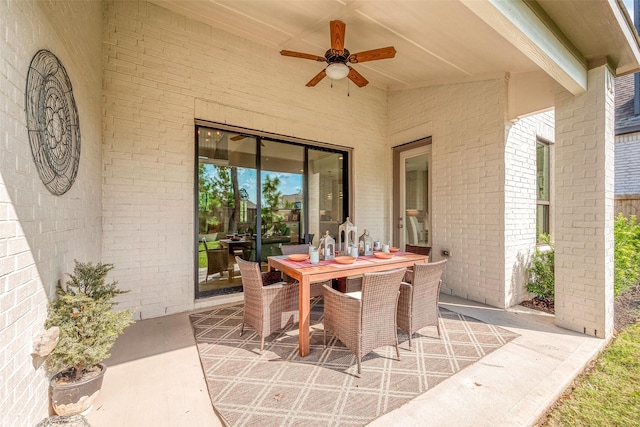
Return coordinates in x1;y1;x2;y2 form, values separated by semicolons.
45;260;134;416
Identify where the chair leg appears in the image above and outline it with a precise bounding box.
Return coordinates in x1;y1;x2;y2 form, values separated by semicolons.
436;323;441;338
357;358;361;375
395;343;400;360
240;322;245;337
260;336;265;352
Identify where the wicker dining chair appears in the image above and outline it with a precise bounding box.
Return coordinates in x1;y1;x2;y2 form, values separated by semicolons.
323;267;407;375
235;256;299;351
280;244;331;298
397;259;447;349
202;238;227;281
403;244;432;282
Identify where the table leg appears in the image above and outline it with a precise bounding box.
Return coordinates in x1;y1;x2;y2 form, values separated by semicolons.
298;276;311;357
228;257;234;282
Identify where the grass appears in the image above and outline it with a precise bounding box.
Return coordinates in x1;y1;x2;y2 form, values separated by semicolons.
543;322;640;426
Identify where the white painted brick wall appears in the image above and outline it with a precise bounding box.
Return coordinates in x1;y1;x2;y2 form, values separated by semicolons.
554;65;615;339
504;111;554;306
0;1;103;425
389;79;551;308
103;1;389;319
389;79;509;307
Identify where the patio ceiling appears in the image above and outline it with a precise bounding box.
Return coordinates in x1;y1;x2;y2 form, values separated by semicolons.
151;0;640;92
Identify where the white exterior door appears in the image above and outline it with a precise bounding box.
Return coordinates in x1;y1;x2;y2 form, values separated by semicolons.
398;146;431;249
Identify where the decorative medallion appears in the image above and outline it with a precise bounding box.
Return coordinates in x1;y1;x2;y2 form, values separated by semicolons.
25;50;80;195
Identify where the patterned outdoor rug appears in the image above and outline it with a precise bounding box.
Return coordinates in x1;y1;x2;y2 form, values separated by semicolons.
189;299;519;427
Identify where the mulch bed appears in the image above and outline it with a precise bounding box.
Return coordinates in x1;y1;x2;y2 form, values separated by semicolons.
520;297;555;314
614;283;640;332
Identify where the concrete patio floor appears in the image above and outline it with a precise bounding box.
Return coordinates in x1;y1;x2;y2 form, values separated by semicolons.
85;293;606;427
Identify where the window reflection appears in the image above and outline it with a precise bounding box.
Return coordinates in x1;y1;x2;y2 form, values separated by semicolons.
196;126;348;298
197;129;257;297
308;149;345;245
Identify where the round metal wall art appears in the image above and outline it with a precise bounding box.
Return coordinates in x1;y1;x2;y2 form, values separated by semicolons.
25;49;80;195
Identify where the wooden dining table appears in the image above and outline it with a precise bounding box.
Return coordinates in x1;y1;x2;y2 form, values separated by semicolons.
268;251;429;357
220;238;252;282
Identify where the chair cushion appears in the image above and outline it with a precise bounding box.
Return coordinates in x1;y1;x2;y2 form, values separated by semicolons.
345;291;362;300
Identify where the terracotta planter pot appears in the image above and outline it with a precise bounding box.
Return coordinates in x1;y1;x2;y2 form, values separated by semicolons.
50;363;107;416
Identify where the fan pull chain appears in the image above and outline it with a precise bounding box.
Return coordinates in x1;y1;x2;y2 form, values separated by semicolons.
348;79;350;97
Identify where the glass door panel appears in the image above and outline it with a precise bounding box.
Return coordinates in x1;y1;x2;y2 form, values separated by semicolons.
197;128;256;297
399;147;430;249
307;149;346;246
259;139;304;260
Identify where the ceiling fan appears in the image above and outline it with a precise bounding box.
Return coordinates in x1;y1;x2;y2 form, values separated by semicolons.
280;20;396;88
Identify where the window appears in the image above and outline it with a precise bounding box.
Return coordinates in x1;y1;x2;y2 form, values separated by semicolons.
195;125;349;298
536;140;550;241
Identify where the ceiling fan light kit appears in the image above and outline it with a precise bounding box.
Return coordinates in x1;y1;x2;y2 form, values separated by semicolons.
280;20;396;88
326;63;349;80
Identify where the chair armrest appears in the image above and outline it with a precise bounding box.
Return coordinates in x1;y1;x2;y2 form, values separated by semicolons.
398;281;413;316
403;269;414;284
399;281;413;292
262;281;293;291
324;285;361;310
261;280;299;305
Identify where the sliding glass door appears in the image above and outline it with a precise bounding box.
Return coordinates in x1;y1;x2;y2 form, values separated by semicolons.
258;139;304;263
307;148;346;246
197;129;257;297
196;125;348;298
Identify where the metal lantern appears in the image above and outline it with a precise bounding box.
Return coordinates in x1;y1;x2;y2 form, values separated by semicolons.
318;230;336;261
359;229;373;256
338;217;357;255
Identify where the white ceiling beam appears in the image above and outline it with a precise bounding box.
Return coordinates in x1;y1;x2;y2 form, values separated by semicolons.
460;0;587;95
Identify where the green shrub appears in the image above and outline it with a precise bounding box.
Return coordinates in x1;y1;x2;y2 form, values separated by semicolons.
45;261;134;381
614;214;640;296
526;234;555;301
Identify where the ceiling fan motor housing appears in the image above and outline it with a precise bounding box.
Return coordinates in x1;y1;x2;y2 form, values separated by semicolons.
325;48;350;64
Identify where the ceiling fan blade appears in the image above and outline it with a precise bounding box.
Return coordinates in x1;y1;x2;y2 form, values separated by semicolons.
280;50;326;62
349;46;396;63
306;69;327;87
307;70;327;87
330;20;346;52
230;135;246;141
347;66;368;87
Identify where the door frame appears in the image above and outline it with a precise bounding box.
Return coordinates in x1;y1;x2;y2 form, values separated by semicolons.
392;137;432;249
194;120;354;299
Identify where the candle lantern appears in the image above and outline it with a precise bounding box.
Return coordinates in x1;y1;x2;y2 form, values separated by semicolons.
338;217;357;255
359;229;373;256
318;230;336;261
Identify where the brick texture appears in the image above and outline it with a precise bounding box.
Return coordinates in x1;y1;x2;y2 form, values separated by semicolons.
102;1;388;319
554;65;615;339
1;2;618;423
505;111;554;306
0;1;103;425
389;79;551;308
